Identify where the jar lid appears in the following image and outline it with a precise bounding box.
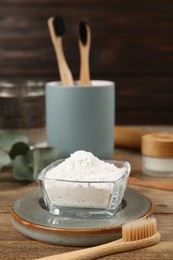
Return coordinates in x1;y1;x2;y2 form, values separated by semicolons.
142;133;173;158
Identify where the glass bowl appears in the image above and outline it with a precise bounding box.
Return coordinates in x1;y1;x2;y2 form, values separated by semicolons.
37;160;131;218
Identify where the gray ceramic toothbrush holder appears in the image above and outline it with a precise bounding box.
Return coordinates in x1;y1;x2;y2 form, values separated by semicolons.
45;80;115;159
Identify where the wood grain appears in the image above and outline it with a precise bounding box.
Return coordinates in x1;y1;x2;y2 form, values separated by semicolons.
0;1;172;124
1;126;173;259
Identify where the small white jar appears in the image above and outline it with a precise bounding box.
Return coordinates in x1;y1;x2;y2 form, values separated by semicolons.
142;133;173;177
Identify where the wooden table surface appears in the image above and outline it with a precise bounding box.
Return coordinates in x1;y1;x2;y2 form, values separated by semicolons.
1;126;173;260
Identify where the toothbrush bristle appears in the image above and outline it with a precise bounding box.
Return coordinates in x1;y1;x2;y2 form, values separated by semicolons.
79;21;87;45
53;15;65;36
122;217;157;242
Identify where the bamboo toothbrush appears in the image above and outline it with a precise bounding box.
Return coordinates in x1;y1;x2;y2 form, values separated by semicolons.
128;177;173;191
79;21;91;86
35;217;161;260
48;16;74;86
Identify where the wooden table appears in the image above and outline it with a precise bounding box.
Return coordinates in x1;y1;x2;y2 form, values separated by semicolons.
1;127;173;259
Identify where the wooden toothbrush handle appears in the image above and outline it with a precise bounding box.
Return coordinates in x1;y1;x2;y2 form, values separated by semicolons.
79;46;90;86
35;233;160;260
79;24;91;86
128;177;173;191
48;17;73;86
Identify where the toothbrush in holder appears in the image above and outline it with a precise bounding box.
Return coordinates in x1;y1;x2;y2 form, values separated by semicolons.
79;21;91;86
48;16;74;86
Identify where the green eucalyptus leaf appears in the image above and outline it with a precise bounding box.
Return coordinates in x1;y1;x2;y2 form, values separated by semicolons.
0;148;11;170
12;151;33;181
0;131;28;152
33;147;59;180
12;147;59;182
9;142;30;159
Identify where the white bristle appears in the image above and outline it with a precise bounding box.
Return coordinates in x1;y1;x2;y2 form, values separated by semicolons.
122;217;157;242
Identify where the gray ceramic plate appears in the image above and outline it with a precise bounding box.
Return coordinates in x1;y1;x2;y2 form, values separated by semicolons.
11;188;153;246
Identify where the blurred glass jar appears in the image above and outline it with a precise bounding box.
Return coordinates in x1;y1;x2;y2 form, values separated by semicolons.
0;80;45;129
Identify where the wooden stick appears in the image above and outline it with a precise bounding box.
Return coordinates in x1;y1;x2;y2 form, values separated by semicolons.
114;126;152;149
128;177;173;191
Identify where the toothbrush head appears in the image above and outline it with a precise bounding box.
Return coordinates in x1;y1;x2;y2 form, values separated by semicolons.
53;15;66;36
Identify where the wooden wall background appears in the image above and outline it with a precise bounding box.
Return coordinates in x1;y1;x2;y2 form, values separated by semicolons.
0;0;172;125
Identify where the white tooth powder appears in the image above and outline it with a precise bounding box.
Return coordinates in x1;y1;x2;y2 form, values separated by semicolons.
44;151;123;209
